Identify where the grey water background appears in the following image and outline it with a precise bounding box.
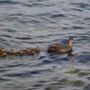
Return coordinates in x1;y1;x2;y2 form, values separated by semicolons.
0;0;90;90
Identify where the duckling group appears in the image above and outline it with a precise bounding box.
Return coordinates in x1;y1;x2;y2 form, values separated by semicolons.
0;47;40;57
0;37;75;58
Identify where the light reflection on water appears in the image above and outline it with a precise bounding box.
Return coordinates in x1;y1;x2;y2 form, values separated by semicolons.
0;0;90;90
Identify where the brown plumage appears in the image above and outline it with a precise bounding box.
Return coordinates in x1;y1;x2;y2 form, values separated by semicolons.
8;49;15;55
33;47;40;53
0;48;6;53
1;52;7;57
47;37;74;53
15;50;25;55
26;49;32;54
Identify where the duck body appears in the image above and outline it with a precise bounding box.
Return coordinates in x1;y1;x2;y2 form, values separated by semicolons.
47;37;74;54
47;45;72;53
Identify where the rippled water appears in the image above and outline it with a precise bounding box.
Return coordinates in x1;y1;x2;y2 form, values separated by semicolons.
0;0;90;90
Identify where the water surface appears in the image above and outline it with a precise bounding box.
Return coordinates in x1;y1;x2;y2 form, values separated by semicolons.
0;0;90;90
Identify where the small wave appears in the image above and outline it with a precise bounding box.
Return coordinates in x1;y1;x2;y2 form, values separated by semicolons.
0;69;9;73
50;14;66;18
0;0;18;5
4;28;16;33
15;37;33;40
3;69;51;78
70;3;90;9
70;8;83;12
0;34;12;38
71;26;85;29
0;77;10;81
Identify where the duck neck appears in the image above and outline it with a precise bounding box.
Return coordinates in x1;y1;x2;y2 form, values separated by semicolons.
68;42;73;47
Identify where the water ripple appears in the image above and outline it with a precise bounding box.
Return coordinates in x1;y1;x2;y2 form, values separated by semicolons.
3;69;52;78
0;0;18;5
0;0;90;90
70;3;90;9
50;14;66;18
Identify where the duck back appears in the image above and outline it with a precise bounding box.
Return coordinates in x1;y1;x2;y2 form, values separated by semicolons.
47;45;72;53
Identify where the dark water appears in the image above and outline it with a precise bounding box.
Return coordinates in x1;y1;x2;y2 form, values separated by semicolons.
0;0;90;90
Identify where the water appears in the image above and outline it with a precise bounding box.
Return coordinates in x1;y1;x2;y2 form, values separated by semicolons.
0;0;90;90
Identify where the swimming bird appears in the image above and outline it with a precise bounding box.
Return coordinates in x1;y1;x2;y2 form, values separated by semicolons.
8;49;15;55
0;48;7;57
1;52;7;57
26;49;32;54
0;48;6;53
33;47;40;53
47;37;74;53
26;48;40;55
15;50;25;55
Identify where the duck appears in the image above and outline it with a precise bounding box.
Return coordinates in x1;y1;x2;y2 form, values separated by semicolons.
0;48;6;53
26;49;36;55
19;50;25;55
30;47;40;55
26;49;32;54
0;48;7;57
15;50;25;55
30;50;36;55
33;47;40;53
47;37;74;53
1;52;7;57
8;49;15;55
21;50;27;54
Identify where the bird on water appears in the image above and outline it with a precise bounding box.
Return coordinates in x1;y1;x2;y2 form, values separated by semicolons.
47;37;75;54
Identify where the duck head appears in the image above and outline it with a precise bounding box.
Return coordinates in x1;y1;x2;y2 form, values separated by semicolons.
0;48;6;53
68;37;75;47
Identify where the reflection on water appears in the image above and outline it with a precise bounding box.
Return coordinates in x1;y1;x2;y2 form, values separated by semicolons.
0;0;90;90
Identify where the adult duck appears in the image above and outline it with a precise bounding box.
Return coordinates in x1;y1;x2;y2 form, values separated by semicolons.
47;37;74;53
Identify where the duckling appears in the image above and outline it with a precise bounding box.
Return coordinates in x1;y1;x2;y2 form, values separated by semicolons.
0;48;6;53
8;49;15;55
30;50;36;55
1;52;7;57
15;50;25;55
0;48;7;56
19;50;25;55
21;50;27;54
15;51;20;55
34;47;40;53
47;37;75;53
26;49;32;54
